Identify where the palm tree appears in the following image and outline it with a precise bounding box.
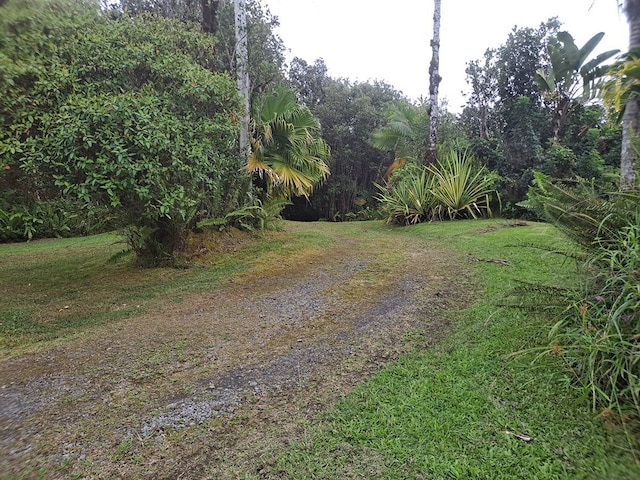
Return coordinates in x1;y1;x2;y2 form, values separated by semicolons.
245;88;330;199
621;0;640;190
370;102;429;178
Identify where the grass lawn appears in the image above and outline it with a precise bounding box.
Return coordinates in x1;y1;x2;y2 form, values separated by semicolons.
272;220;640;479
1;220;638;479
0;227;331;353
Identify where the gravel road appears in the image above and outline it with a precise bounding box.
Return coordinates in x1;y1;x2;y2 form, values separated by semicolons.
0;221;468;479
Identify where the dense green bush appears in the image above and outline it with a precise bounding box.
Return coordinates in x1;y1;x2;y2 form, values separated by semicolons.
0;200;114;242
0;0;245;264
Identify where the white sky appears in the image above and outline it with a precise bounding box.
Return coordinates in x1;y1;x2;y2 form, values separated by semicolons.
260;0;628;112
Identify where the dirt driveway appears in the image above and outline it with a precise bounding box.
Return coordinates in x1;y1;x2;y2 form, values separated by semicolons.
0;222;468;479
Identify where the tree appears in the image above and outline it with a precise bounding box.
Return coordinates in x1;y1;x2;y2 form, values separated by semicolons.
463;50;498;140
246;88;330;200
200;0;220;34
427;0;442;163
460;20;565;207
234;0;250;159
0;0;242;263
288;57;329;108
213;1;286;96
115;0;288;99
118;0;202;23
620;0;640;190
534;31;618;142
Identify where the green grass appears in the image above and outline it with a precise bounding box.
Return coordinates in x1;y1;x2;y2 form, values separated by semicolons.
0;228;334;351
3;219;638;478
273;220;640;479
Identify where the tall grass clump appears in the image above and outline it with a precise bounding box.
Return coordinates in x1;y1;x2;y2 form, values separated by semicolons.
526;174;640;423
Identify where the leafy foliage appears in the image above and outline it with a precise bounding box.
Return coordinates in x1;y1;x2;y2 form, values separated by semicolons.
0;200;113;242
524;172;636;249
524;174;640;424
0;0;243;265
552;219;640;419
428;149;498;219
288;58;405;220
534;31;618;101
370;102;430;170
197;198;289;232
246;87;330;200
375;163;436;225
376;149;497;225
601;47;640;122
534;31;618;142
460;20;623;212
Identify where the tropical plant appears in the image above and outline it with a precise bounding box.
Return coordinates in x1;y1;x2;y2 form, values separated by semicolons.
375;163;437;225
197;197;289;232
289;61;405;220
428;149;498;219
524;172;637;250
534;31;618;142
601;49;640;118
246;87;330;200
376;149;497;224
600;46;640;191
461;19;561;208
521;172;640;422
551;217;640;420
370;102;430;176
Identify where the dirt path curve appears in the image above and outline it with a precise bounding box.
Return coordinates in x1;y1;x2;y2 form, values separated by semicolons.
0;222;470;479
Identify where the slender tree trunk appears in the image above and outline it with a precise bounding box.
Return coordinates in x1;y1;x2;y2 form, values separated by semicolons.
234;0;250;160
201;0;220;34
621;0;640;190
427;0;442;164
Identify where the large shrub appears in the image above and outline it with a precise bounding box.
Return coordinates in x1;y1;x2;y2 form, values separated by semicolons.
0;0;244;264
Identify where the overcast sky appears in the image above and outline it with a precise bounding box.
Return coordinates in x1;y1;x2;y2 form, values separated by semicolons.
260;0;628;112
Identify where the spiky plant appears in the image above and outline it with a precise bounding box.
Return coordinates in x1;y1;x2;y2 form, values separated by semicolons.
428;149;498;219
375;163;436;225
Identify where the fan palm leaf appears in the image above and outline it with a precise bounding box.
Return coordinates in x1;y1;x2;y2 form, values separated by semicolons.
246;88;330;199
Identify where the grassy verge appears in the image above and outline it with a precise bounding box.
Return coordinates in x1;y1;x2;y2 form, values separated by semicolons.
273;220;640;479
0;227;334;352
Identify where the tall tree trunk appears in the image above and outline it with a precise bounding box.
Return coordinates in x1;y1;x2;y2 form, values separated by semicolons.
234;0;250;160
201;0;220;34
621;0;640;190
427;0;442;164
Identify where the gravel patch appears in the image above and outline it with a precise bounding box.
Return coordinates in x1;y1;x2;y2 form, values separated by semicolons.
0;223;466;478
